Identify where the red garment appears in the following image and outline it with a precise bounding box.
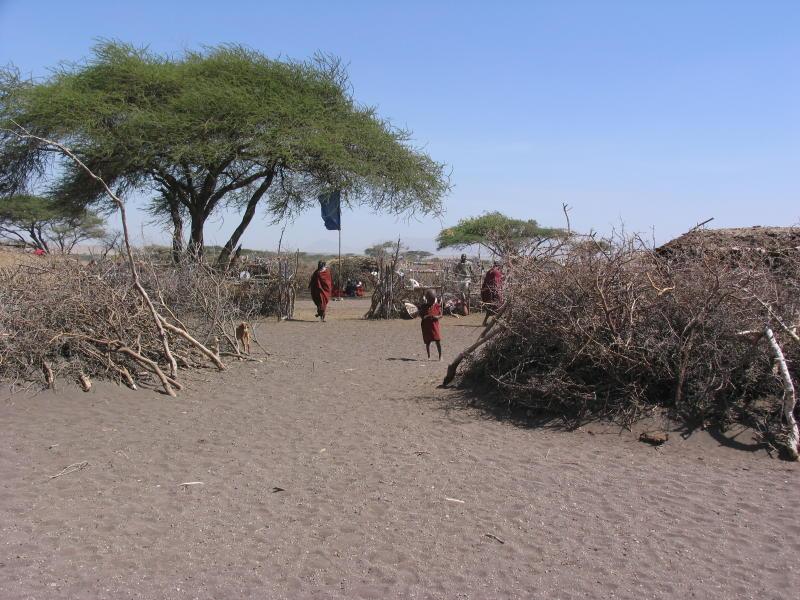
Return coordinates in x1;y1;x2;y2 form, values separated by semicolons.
419;301;442;344
309;268;333;316
481;267;503;312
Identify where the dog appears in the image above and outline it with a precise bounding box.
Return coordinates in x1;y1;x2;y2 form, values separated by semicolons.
235;322;251;355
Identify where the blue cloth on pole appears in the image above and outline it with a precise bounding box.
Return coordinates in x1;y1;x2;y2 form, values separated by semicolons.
318;190;341;231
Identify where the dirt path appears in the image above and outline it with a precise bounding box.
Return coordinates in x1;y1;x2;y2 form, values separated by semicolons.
1;299;797;599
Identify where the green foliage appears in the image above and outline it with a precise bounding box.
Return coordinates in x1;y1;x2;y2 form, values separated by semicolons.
436;211;567;255
404;249;434;262
0;194;108;253
0;42;450;263
48;212;108;254
364;241;402;258
0;194;59;223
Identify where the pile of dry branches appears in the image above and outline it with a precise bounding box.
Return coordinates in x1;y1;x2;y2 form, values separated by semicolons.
0;254;265;393
0;129;282;396
449;231;800;457
227;254;299;319
365;241;407;319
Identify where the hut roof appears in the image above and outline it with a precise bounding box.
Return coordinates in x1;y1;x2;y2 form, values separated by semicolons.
658;226;800;257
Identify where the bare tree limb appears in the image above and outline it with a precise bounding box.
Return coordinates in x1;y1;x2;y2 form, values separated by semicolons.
764;327;799;459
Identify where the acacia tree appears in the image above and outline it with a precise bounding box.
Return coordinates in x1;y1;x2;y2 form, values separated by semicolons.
405;250;434;262
364;241;403;258
48;212;109;254
436;211;567;256
0;42;449;265
0;194;107;253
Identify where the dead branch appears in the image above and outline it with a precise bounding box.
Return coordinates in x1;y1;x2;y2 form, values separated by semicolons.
159;318;225;370
764;326;799;459
4;128;180;381
49;461;89;480
443;326;503;387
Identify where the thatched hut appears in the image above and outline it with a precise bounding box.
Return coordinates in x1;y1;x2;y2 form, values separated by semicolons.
657;226;800;273
658;226;800;257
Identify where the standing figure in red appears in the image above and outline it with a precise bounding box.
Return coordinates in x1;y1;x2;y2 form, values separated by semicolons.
418;288;443;361
309;260;333;321
481;260;504;325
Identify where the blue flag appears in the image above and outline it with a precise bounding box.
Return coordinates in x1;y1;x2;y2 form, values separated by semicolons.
318;190;341;231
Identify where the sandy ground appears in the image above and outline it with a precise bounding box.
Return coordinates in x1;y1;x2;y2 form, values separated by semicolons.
1;298;798;599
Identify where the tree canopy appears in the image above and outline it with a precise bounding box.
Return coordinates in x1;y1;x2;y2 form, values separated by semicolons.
0;41;449;264
0;194;107;253
364;241;401;258
436;211;567;256
404;249;434;262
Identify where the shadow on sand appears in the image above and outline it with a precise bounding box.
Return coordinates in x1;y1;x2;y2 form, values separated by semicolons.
414;384;581;432
417;384;794;459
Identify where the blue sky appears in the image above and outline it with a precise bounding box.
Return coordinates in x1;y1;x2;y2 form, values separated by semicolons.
1;0;798;253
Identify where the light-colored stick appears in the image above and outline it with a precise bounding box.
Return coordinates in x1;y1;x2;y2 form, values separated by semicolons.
114;345;179;396
741;287;800;343
49;461;89;479
764;326;799;459
179;481;204;491
42;362;55;389
159;318;225;370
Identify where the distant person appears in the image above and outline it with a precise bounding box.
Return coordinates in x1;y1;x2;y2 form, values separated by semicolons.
345;279;357;297
309;260;333;321
453;253;473;312
355;281;365;297
481;260;504;325
418;288;443;360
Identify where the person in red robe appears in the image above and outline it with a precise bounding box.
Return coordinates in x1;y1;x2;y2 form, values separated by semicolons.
418;288;443;360
309;260;333;321
481;261;504;325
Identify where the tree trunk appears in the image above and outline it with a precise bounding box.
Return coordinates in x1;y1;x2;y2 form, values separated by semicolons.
215;173;274;268
28;223;49;253
167;195;184;263
188;209;204;259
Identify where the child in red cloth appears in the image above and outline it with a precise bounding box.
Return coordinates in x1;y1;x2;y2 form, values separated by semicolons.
418;289;443;360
